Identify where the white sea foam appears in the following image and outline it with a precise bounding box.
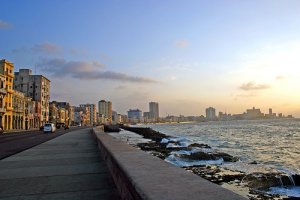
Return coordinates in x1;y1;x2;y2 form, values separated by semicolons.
266;186;300;197
165;154;224;167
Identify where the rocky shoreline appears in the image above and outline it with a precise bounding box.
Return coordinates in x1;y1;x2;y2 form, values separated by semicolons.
119;125;300;200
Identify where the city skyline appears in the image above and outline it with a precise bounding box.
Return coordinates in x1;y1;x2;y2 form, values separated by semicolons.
1;1;300;117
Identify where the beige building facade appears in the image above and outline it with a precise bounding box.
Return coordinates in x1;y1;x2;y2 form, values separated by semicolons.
12;90;25;130
14;69;50;126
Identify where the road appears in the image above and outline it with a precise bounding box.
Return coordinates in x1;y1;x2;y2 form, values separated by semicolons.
0;127;88;160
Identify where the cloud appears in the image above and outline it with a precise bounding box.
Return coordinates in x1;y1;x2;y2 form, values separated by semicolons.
115;86;127;90
275;76;286;80
31;42;61;54
239;82;271;91
11;42;61;54
37;58;159;83
0;20;11;29
175;39;189;48
236;94;256;98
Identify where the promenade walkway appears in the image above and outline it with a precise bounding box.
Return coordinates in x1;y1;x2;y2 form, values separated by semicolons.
0;128;120;200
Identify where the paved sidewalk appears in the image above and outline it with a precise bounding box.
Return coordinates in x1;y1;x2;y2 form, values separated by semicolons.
0;128;120;200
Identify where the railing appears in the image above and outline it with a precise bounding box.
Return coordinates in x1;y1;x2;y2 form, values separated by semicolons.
0;88;6;94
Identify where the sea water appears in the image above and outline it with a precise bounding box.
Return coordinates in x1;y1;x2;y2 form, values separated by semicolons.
140;119;300;198
144;119;300;174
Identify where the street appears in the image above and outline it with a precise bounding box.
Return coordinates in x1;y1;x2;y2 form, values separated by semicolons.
0;127;88;160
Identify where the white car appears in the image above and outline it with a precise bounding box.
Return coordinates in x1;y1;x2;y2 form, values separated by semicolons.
43;123;56;133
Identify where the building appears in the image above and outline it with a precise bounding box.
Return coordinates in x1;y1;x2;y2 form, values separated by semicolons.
143;112;151;122
80;104;96;126
74;106;90;126
0;59;14;130
112;111;118;124
149;102;159;122
24;96;36;129
206;107;216;120
128;109;142;122
98;100;112;124
245;107;263;119
14;69;50;126
12;90;25;130
0;73;7;129
49;102;59;124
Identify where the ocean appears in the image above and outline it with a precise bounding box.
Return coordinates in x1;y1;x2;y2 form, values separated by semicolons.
144;119;300;175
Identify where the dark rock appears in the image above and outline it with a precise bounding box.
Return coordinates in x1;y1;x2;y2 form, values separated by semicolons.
177;151;217;160
242;173;282;189
292;174;300;186
215;152;239;162
104;125;120;132
188;143;211;148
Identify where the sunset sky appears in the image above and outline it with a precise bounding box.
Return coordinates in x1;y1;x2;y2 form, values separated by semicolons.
1;0;300;117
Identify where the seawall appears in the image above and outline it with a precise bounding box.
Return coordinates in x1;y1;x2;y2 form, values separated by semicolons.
92;127;247;200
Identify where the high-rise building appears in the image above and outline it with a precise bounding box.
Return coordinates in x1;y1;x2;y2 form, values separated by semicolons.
206;107;216;120
98;100;112;123
149;102;159;121
14;69;50;126
0;59;14;130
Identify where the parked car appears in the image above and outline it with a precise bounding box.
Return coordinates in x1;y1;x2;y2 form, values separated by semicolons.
43;123;56;133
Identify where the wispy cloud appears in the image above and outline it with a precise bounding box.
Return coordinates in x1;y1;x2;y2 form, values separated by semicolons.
0;20;11;29
115;86;127;90
31;42;61;54
175;39;189;48
37;58;159;83
11;42;61;54
239;82;271;91
275;75;286;80
236;93;256;98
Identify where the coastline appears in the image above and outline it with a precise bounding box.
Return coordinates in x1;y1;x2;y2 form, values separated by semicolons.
117;125;300;200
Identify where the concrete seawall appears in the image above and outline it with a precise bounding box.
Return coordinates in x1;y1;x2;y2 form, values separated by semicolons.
93;127;247;200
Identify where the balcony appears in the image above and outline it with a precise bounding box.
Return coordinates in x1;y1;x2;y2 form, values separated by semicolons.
5;71;14;78
0;88;6;95
0;107;6;113
7;88;14;94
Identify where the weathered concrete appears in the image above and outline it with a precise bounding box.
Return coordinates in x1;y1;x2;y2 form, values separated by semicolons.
93;128;247;200
0;128;120;200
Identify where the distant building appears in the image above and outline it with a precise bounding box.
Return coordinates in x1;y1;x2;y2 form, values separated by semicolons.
149;102;159;121
128;109;142;122
14;69;50;126
143;112;151;122
98;100;112;124
245;107;263;119
80;104;96;126
206;107;216;120
112;111;118;124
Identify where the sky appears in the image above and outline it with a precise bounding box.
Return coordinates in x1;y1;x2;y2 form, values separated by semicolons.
1;0;300;117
